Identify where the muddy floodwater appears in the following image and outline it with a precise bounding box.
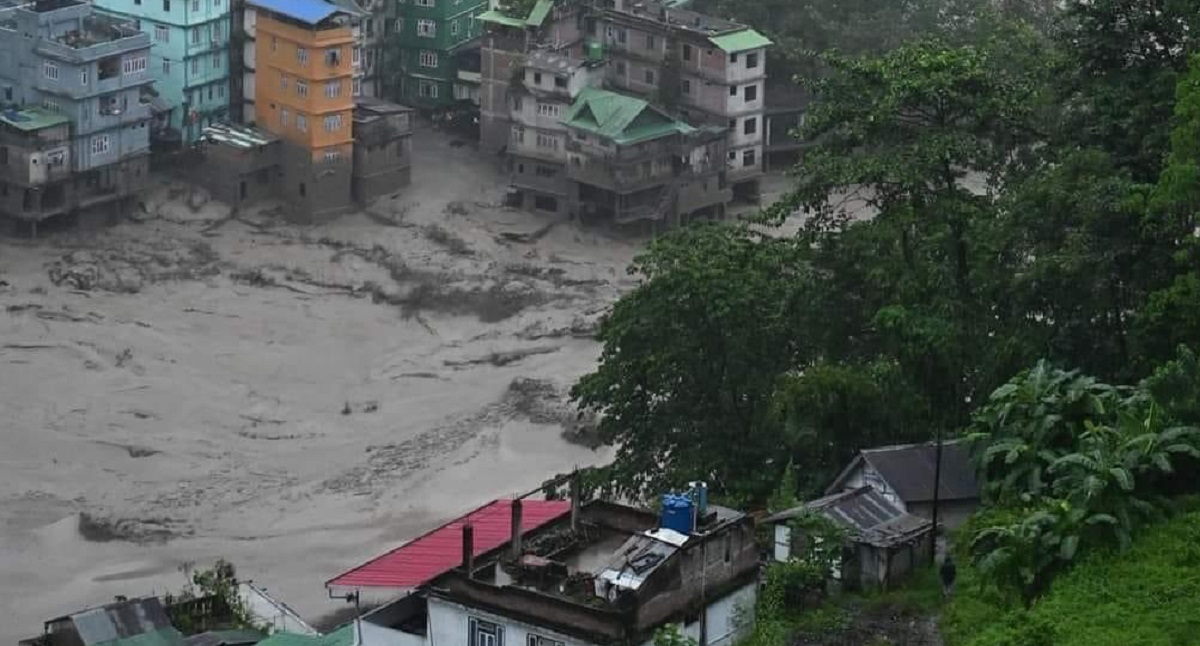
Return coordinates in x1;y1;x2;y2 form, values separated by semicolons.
0;127;632;638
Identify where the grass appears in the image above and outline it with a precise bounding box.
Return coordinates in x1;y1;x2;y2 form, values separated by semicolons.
941;500;1200;646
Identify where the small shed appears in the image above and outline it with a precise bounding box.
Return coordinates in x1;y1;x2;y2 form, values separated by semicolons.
765;486;933;590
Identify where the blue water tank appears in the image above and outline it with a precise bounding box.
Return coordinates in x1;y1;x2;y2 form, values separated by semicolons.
660;493;694;534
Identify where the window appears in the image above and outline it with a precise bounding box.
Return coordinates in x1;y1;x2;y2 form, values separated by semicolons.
324;114;342;131
729;85;737;96
512;96;522;111
537;103;560;118
212;53;221;69
744;84;757;102
352;47;361;67
742;148;756;167
419;80;438;98
420;50;438;68
163;0;170;10
615;61;626;76
280;73;288;90
527;635;565;646
324;150;341;164
534;165;556;178
365;19;375;37
191;26;201;44
536;132;558;149
191;58;199;74
296;80;308;97
43;61;58;80
90;134;111;156
42;99;59;113
394;17;404;32
417;0;435;5
746;52;759;68
353;77;362;95
217;84;224;98
123;57;148;75
681;79;691;94
617;28;627;44
297;113;307;131
451;19;459;36
270;35;277;51
326;48;342;66
154;24;170;41
643;69;655;85
417;19;436;36
682;43;693;61
297;47;308;65
731;52;739;64
743;117;757;135
533;72;543;85
469;618;503;646
80;70;88;85
325;80;341;98
511;125;525;143
554;75;567;88
280;107;289;125
207;84;213;100
646;34;656;50
162;60;171;74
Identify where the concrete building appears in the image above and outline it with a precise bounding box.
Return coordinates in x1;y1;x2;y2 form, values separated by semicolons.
351;96;413;204
0;0;154;228
560;87;729;224
251;0;358;221
190;121;280;208
478;0;770;223
92;0;233;143
328;483;759;646
379;0;489;109
825;440;981;531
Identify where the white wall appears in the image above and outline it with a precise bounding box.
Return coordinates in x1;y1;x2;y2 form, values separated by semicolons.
428;597;591;646
725;48;766;84
706;581;757;646
773;525;791;562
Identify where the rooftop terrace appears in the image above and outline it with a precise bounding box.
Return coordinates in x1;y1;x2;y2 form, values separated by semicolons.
0;107;70;132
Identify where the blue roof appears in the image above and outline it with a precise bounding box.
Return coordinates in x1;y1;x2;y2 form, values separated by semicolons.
248;0;357;25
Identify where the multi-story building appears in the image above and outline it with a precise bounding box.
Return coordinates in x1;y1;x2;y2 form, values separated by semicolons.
251;0;358;220
329;482;759;646
590;0;771;200
93;0;233;143
351;96;413;203
0;0;154;229
480;0;771;216
382;0;489;109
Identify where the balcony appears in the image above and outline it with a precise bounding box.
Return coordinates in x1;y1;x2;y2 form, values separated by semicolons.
36;15;149;65
566;155;673;194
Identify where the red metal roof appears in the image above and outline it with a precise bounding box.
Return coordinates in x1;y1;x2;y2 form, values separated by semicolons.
326;499;571;589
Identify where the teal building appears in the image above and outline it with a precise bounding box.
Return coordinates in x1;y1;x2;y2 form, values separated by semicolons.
94;0;232;142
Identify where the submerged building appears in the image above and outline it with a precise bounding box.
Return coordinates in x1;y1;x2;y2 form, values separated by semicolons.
478;0;771;225
0;0;155;228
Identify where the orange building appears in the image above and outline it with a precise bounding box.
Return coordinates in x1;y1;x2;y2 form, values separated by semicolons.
253;2;356;164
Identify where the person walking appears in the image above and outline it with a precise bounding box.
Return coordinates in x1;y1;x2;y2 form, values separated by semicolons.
940;554;958;598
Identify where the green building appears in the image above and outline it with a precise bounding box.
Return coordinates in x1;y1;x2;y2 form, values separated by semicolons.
381;0;490;109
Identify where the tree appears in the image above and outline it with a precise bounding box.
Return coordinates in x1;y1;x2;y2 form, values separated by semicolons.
571;223;809;504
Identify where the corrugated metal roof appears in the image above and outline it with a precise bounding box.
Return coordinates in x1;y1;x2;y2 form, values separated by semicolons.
62;598;173;646
247;0;357;25
768;487;932;548
92;628;185;646
201;122;277;149
0;107;70;131
708;29;773;54
525;0;553;26
182;630;264;646
824;440;979;503
562;88;694;145
595;532;678;592
478;9;527;28
327;499;571;588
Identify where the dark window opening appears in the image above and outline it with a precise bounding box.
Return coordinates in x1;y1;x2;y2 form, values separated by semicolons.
747;52;759;68
682;43;692;61
239;181;247;199
744;84;757;102
554;75;567;88
299;182;306;197
533;195;558;212
98;56;120;80
743;117;757;135
729;85;736;96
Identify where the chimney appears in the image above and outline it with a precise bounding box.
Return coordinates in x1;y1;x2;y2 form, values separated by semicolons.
510;499;524;560
462;523;475;578
570;471;581;532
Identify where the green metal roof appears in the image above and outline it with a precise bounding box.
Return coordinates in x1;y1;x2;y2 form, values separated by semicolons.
525;0;553;26
561;88;694;145
255;625;355;646
478;9;527;27
92;628;185;646
0;107;70;131
708;29;773;53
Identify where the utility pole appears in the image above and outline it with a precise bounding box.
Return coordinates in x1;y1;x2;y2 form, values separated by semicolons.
930;425;943;562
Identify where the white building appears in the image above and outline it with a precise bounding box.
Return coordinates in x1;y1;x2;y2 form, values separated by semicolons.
328;489;759;646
